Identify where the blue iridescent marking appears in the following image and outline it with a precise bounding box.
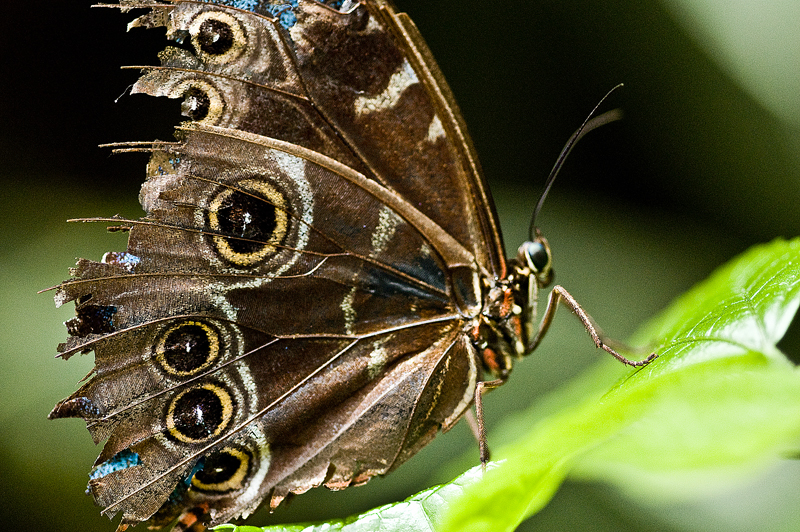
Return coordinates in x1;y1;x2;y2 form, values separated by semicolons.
194;0;344;30
274;5;298;30
228;0;261;11
117;253;141;269
89;449;141;481
102;252;141;272
158;458;206;506
266;0;300;30
183;457;206;487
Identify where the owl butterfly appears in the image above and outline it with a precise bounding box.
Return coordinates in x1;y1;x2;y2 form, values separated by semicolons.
49;0;655;530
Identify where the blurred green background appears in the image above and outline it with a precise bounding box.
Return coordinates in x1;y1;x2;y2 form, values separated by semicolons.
1;0;798;531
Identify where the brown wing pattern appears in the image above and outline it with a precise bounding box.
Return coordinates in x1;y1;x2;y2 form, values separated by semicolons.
126;0;505;275
51;1;497;528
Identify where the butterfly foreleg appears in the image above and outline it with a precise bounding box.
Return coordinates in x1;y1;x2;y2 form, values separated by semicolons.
528;285;657;367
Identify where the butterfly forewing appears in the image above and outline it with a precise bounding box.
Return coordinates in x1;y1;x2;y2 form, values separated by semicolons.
51;0;508;529
126;0;506;274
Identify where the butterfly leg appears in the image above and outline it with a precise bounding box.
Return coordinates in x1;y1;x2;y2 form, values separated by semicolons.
529;285;657;367
473;378;505;469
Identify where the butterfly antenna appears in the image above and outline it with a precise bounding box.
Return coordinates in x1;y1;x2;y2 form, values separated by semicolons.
529;84;626;240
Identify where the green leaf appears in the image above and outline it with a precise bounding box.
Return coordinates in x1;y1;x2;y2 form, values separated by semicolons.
441;238;800;531
213;465;495;532
221;238;800;532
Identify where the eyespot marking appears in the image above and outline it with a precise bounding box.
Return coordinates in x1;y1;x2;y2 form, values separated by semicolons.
189;11;247;64
207;179;289;267
191;446;251;492
166;382;234;443
155;321;221;377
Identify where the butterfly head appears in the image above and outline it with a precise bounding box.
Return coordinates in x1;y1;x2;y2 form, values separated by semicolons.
517;230;555;289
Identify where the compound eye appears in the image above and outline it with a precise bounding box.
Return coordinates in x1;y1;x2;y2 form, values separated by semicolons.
524;240;550;273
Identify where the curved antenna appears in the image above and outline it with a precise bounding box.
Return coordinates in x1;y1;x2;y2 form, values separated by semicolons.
529;84;625;240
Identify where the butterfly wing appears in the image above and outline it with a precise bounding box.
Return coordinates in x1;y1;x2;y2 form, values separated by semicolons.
51;0;501;528
127;0;506;275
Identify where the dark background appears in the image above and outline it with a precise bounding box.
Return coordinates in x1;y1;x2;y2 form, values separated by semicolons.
2;1;798;531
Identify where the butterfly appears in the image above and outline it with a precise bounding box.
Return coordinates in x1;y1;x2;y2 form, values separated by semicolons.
49;1;655;530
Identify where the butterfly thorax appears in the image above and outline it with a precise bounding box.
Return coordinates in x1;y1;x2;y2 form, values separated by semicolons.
473;234;555;381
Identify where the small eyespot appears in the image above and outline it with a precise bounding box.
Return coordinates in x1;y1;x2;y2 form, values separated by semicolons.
166;383;234;443
173;79;225;124
189;11;246;63
196;18;234;56
191;447;251;493
181;86;211;121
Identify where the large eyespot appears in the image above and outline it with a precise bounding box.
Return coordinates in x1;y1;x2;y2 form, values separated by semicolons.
191;447;251;493
166;383;234;443
155;321;221;378
207;179;289;267
189;11;246;63
173;79;225;124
